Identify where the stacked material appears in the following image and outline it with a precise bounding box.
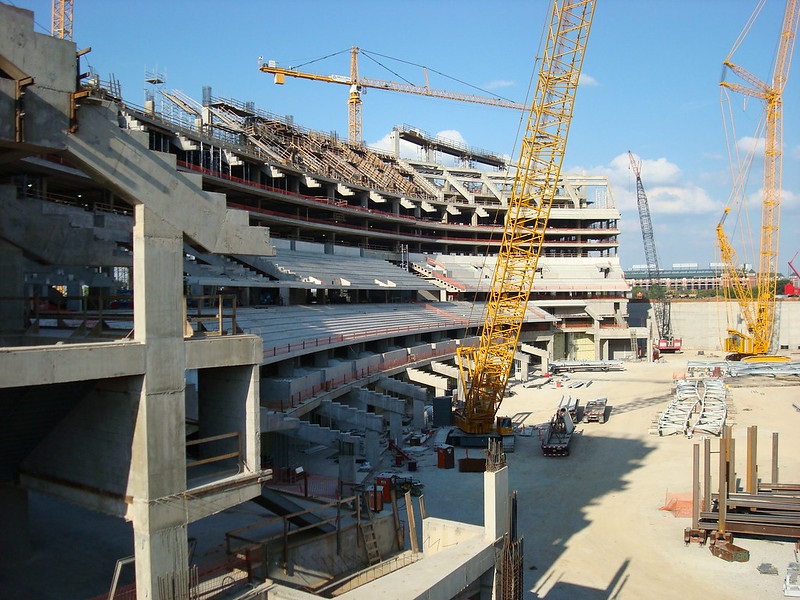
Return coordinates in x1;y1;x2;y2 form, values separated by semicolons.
655;378;727;437
687;379;727;437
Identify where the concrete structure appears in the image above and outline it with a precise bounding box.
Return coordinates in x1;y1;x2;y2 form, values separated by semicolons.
628;299;800;354
2;4;798;600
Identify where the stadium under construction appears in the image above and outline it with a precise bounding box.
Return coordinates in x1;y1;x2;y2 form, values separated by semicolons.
2;3;800;600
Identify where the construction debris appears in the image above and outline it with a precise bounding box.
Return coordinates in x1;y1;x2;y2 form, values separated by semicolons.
786;562;800;597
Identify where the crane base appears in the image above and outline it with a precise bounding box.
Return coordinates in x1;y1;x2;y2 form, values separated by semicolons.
445;428;515;452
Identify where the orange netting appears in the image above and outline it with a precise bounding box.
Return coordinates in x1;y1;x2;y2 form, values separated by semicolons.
659;492;699;518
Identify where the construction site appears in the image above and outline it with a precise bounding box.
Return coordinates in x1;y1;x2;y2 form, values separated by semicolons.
1;1;800;599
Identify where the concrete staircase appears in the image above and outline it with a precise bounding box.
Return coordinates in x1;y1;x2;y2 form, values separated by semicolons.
319;400;384;433
0;191;130;267
66;101;274;257
406;366;452;396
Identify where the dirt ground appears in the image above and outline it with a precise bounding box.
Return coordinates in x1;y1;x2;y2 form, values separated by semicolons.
400;351;800;599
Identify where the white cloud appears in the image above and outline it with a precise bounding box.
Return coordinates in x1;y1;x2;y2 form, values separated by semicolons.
579;73;598;86
736;136;765;156
574;153;724;216
612;152;681;185
642;185;719;214
435;129;467;145
483;79;515;90
368;132;420;159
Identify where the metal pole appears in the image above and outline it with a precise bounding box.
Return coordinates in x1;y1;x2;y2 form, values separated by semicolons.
728;437;737;494
703;437;711;511
746;425;757;495
771;431;779;485
692;443;700;529
718;436;727;535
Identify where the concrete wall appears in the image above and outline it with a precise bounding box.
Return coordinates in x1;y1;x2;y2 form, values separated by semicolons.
632;299;800;353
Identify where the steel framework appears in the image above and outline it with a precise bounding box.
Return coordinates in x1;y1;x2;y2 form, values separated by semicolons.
454;0;596;434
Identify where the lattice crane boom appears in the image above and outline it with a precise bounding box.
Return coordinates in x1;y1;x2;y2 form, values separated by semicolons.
259;46;526;144
51;0;73;40
718;0;800;359
628;151;677;350
454;0;596;435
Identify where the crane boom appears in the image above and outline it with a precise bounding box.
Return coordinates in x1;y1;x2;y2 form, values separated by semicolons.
718;0;800;359
259;47;527;144
628;151;679;352
454;0;596;435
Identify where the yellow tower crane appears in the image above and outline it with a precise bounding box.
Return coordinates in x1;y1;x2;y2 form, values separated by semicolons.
259;46;526;144
51;0;73;40
717;0;800;361
453;0;596;435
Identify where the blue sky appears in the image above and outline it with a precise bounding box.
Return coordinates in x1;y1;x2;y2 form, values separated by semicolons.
12;0;800;274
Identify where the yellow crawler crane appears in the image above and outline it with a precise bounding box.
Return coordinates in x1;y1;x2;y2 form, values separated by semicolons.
454;0;596;435
717;0;800;361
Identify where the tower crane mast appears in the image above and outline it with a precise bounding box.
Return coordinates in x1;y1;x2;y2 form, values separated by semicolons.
717;0;800;360
51;0;73;40
259;46;527;144
453;0;596;435
627;151;681;353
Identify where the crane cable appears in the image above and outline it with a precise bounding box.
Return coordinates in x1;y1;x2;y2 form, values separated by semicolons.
464;2;550;336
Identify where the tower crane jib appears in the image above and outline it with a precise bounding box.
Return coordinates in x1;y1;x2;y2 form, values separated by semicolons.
259;46;527;144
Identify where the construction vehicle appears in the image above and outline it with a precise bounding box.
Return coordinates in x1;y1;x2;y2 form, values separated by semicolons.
450;0;596;449
717;0;800;361
541;408;575;456
259;47;526;144
582;397;608;424
628;151;681;353
558;394;580;422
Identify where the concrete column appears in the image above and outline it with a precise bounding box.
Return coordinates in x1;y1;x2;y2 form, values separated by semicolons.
389;412;402;445
0;239;25;332
338;440;356;498
412;399;425;430
130;205;189;599
365;430;380;468
483;465;509;542
479;567;497;599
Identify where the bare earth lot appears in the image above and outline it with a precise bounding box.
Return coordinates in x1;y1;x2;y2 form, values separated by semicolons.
407;352;800;599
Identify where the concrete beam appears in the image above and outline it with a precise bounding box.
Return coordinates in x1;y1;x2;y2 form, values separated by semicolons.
185;335;262;370
0;341;145;388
